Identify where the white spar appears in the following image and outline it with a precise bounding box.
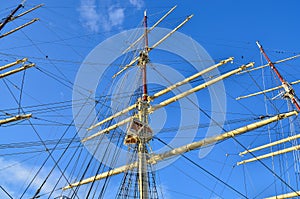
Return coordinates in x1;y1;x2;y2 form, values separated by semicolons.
150;14;193;50
0;58;27;71
9;4;44;22
0;114;32;125
237;144;300;165
87;104;136;131
0;63;35;78
62;162;138;190
82;116;134;142
236;79;300;100
239;53;300;74
240;133;300;156
0;18;39;39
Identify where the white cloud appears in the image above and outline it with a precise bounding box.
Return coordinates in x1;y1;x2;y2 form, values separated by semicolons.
79;0;100;32
129;0;144;10
0;157;65;198
0;157;120;198
108;7;125;27
78;0;144;32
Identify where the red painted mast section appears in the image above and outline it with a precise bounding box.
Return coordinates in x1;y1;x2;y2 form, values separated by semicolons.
256;41;300;111
142;11;149;101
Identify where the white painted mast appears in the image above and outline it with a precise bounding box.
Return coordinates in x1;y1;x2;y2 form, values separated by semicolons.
136;9;150;199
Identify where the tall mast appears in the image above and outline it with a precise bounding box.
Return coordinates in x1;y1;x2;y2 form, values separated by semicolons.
142;10;149;101
256;41;300;111
138;10;150;199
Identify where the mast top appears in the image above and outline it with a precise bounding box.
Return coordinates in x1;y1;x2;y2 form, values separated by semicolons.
256;41;262;49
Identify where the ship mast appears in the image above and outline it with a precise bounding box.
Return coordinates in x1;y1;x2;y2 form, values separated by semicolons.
235;42;300;198
137;10;150;199
256;41;300;111
142;10;149;101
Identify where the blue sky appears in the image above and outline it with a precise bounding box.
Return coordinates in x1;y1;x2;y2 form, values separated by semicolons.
1;0;300;198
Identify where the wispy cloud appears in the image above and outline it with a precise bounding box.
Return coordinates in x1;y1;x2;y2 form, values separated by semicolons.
0;157;65;198
79;0;101;32
78;0;144;32
129;0;144;10
108;7;125;27
101;6;125;31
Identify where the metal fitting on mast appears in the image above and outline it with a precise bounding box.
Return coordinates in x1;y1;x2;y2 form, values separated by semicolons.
137;50;149;66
